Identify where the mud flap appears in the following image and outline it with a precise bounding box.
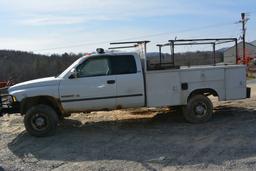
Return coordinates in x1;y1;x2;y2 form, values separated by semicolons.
247;87;251;98
0;96;3;117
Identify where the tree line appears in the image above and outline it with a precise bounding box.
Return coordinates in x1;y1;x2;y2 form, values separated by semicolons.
0;50;81;83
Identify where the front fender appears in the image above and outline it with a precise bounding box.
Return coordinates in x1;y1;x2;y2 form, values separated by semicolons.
9;85;59;102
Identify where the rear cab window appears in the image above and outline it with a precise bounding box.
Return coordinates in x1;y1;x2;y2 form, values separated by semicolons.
110;55;137;75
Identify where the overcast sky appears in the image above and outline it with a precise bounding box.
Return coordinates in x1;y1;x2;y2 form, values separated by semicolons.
0;0;255;54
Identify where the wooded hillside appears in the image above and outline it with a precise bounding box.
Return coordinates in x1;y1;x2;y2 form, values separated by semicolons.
0;50;80;83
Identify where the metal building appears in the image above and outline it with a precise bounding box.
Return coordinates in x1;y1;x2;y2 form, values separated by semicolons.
224;42;256;64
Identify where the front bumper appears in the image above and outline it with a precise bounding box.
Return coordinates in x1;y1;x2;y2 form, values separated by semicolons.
0;95;20;117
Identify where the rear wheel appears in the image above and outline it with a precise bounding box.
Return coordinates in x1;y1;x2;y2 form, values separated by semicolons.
24;104;58;137
182;95;213;123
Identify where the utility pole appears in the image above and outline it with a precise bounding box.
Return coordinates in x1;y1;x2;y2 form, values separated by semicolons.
239;13;249;64
241;13;246;64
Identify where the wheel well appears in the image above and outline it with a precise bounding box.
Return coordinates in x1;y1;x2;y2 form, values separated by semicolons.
188;88;219;102
21;96;63;117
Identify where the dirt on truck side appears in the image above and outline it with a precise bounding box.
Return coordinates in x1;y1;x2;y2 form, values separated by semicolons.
0;85;256;171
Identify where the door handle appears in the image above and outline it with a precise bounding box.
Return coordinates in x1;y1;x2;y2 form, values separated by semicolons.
107;80;115;84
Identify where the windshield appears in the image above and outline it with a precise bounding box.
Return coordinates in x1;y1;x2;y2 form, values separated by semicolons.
57;57;85;78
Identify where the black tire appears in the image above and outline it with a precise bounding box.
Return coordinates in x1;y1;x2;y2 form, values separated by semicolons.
24;104;58;137
182;94;213;123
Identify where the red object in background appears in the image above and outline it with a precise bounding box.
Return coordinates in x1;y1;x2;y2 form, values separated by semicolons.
237;56;253;65
0;82;8;88
0;80;14;88
236;48;254;65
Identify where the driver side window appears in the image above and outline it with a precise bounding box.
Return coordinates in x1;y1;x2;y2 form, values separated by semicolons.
76;57;110;78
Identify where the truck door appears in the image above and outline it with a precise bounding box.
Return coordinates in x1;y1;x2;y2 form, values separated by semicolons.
109;55;145;108
59;56;116;112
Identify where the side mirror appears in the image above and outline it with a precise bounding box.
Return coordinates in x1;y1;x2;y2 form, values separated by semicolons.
69;68;78;79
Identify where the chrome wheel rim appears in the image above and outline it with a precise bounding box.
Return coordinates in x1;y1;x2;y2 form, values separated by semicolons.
194;102;207;117
31;114;48;131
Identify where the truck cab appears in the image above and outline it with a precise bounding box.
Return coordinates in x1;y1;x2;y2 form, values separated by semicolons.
59;52;145;112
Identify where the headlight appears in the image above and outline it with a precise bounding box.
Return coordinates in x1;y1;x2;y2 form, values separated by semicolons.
12;96;16;102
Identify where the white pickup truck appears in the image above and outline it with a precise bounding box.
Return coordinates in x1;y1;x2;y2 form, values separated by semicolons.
0;39;250;137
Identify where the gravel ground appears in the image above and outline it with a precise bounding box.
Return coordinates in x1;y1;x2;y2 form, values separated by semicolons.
1;86;256;171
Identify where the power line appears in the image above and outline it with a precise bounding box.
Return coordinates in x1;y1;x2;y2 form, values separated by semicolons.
32;22;237;52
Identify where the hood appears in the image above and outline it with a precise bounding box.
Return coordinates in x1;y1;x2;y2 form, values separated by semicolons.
8;77;61;92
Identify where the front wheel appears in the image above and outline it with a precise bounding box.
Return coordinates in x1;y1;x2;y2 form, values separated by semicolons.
24;104;58;137
182;95;213;123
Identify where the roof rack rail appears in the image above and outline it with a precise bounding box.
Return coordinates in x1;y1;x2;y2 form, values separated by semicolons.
110;40;150;45
108;45;139;50
156;38;238;66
